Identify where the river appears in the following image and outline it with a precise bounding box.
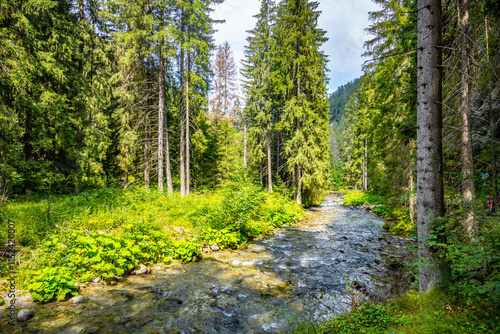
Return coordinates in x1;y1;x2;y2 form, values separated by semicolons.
1;195;410;333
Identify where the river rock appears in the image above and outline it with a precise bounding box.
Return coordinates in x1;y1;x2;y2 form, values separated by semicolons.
134;264;148;275
69;295;88;304
17;309;34;322
210;243;220;251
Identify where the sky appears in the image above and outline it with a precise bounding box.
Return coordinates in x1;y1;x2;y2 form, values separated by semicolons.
210;0;380;94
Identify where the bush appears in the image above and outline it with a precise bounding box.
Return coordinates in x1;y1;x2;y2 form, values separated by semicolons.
28;267;79;302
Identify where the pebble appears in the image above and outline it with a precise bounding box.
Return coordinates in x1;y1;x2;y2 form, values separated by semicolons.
69;295;88;304
17;309;34;322
210;243;220;251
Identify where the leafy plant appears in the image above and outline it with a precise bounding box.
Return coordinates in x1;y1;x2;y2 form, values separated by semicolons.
202;228;240;249
171;239;201;262
28;266;79;302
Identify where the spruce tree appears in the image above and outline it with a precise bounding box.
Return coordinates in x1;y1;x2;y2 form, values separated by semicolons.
272;0;330;205
241;0;275;192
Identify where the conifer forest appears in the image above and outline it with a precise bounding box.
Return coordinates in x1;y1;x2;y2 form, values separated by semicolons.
0;0;500;332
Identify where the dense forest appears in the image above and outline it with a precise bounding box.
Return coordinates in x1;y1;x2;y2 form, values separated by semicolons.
0;0;330;205
328;77;362;123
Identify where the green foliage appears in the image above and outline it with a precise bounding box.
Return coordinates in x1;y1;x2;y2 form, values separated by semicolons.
202;228;241;249
343;191;383;207
290;303;403;334
320;304;403;334
328;78;362;123
1;183;305;298
28;267;78;302
171;239;201;262
330;161;345;190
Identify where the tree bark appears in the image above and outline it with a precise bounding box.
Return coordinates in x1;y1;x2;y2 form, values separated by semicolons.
296;164;302;205
416;0;450;291
459;0;475;239
362;136;368;192
409;139;416;222
158;39;165;193
489;90;498;209
165;105;173;193
144;112;150;190
267;130;273;192
179;17;186;196
185;24;191;196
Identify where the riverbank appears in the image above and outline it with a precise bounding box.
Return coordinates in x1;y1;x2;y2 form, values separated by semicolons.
0;182;305;308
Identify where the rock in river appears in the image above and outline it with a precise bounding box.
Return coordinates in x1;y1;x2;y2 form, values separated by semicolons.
69;295;88;304
134;264;148;275
17;309;34;322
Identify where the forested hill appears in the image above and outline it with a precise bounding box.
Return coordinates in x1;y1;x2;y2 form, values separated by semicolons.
328;77;361;123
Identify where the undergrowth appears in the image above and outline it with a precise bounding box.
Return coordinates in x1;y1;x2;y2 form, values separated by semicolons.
0;182;305;303
290;290;499;334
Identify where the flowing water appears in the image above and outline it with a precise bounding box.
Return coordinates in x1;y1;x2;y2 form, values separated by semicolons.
1;195;410;333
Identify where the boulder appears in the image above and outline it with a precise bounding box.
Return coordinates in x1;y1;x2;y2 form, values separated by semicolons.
210;243;220;251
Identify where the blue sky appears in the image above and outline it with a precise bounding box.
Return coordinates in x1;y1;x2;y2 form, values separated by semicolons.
210;0;380;94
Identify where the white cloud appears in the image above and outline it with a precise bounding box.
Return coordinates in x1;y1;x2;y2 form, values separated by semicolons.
210;0;380;93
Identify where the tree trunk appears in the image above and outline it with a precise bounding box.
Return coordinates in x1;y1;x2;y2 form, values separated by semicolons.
185;25;191;196
489;90;498;209
179;18;186;196
158;39;165;193
459;0;475;239
276;130;280;177
267;130;273;192
165;105;173;193
416;0;449;291
296;164;302;205
362;137;368;192
144;112;150;190
409;139;416;222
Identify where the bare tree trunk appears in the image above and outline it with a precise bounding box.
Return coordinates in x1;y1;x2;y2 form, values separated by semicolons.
144;112;150;190
416;0;449;291
158;39;165;193
362;136;368;192
459;0;475;239
276;130;280;177
296;164;302;205
489;90;498;209
409;139;416;222
185;25;191;196
165;104;173;193
179;18;186;196
267;130;273;192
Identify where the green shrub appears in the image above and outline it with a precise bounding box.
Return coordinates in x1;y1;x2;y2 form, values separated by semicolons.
319;303;403;334
28;266;79;302
202;228;241;249
171;239;201;262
